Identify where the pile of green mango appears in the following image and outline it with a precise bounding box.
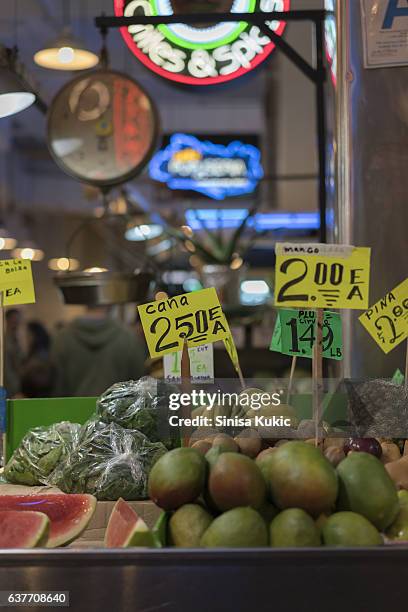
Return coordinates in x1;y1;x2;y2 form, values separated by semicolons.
147;441;408;548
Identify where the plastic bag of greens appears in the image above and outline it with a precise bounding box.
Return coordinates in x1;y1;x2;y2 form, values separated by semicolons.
50;421;167;501
4;421;81;486
96;377;179;447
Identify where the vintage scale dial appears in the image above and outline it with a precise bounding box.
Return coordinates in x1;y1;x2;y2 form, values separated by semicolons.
47;70;159;186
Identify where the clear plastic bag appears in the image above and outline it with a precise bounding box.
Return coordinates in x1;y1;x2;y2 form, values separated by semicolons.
4;421;81;486
50;421;167;501
346;378;408;437
96;376;179;447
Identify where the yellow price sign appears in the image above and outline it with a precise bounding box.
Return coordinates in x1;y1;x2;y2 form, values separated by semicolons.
274;243;371;310
137;287;231;358
359;278;408;354
0;259;35;306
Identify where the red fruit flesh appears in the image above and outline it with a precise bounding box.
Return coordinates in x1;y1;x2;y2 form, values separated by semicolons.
105;498;138;548
0;494;96;548
0;511;49;548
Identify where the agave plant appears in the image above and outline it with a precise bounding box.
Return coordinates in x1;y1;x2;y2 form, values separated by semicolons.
166;207;264;267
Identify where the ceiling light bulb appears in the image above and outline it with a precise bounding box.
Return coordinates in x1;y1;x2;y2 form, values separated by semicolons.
83;267;108;273
21;248;34;260
57;257;70;271
48;257;80;272
0;235;17;250
57;47;75;64
12;243;44;261
34;29;99;71
125;224;163;242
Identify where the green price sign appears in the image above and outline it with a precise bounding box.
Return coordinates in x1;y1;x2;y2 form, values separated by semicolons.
270;309;343;360
392;369;405;386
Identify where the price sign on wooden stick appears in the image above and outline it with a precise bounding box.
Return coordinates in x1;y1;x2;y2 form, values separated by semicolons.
358;278;408;354
0;261;36;452
270;308;343;360
0;259;35;306
0;292;5;437
138;288;230;358
274;243;371;444
275;243;371;310
313;309;324;446
359;278;408;393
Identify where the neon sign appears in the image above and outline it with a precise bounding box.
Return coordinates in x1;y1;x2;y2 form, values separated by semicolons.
324;0;336;85
149;133;263;199
114;1;290;86
185;209;320;230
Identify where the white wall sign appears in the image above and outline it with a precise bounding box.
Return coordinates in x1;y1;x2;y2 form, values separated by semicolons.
163;343;214;383
361;0;408;68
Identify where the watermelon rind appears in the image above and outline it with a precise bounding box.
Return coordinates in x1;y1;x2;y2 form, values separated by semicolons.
125;518;156;548
0;511;50;548
30;513;50;547
0;492;96;548
47;494;97;548
152;511;170;548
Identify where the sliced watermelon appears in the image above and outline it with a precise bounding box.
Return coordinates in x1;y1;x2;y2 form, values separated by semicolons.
0;494;96;548
105;498;156;548
0;511;49;548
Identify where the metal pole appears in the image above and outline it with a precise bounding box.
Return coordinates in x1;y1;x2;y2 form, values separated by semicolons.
0;291;5;465
95;10;328;29
315;18;328;244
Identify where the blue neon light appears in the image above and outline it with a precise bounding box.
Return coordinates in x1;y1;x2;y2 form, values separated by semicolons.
185;209;320;231
149;133;263;200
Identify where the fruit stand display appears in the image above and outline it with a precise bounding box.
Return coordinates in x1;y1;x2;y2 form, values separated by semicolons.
0;265;406;609
0;371;407;611
0;377;407;550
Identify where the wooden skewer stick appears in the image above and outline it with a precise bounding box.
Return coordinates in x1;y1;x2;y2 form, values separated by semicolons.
286;356;297;405
236;362;245;390
405;339;408;394
0;291;4;389
224;335;245;389
0;291;5;465
180;337;192;447
181;337;191;388
312;309;324;447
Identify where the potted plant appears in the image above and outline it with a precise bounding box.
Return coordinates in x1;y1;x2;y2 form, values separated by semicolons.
166;207;264;305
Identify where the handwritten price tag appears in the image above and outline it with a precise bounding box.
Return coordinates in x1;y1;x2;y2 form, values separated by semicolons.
164;344;214;383
274;243;371;310
138;287;230;358
0;259;35;306
392;369;405;386
270;309;343;360
359;278;408;354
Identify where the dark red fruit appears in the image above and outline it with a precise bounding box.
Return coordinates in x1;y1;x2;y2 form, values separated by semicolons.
344;438;382;458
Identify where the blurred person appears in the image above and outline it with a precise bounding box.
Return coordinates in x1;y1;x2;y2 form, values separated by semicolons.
51;306;146;397
18;358;54;399
4;309;24;397
26;320;51;362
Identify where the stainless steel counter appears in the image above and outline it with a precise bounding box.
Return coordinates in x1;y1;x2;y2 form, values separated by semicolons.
0;547;407;612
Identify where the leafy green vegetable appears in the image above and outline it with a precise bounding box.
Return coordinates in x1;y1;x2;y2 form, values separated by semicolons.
50;422;167;501
4;421;80;486
96;377;179;448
